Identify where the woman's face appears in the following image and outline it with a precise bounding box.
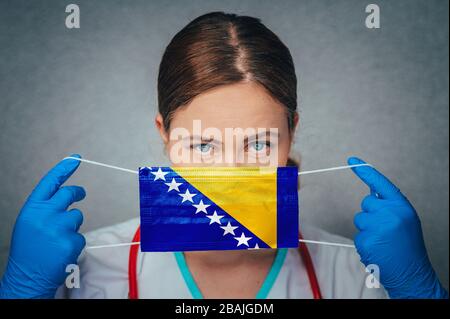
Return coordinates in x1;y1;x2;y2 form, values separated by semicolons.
156;81;297;167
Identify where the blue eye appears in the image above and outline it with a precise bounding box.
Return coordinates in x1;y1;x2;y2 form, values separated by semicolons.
251;141;266;152
195;143;212;153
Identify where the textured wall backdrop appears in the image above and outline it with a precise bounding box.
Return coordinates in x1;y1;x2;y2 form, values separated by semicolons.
0;0;448;289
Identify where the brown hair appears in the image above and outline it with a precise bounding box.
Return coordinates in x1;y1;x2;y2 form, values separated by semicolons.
157;11;299;166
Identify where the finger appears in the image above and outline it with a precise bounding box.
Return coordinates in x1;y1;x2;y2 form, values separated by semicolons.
49;186;86;210
354;231;364;247
29;154;82;201
370;189;379;198
353;232;370;264
67;233;86;263
66;209;84;231
361;194;381;212
54;209;84;231
354;211;375;230
348;157;404;200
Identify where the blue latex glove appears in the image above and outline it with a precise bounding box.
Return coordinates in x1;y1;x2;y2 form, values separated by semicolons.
349;157;448;299
0;155;86;299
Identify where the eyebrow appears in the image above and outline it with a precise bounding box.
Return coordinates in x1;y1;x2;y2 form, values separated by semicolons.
181;135;218;143
245;130;280;141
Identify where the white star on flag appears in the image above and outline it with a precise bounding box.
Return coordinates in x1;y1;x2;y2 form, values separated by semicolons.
178;189;196;203
234;233;252;247
248;243;260;250
151;168;169;181
220;222;238;236
206;211;224;225
165;178;182;192
192;200;210;214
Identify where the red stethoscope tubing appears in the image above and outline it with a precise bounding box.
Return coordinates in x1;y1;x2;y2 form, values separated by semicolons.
128;227;322;299
128;227;140;299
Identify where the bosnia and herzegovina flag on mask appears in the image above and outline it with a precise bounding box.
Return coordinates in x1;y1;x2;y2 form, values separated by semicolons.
138;166;299;252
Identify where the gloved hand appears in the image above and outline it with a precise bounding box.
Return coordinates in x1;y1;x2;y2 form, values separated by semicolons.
349;157;448;299
0;155;86;299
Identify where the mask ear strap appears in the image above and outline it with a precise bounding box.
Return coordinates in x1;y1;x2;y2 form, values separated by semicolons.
298;163;373;175
63;156;138;174
298;239;355;248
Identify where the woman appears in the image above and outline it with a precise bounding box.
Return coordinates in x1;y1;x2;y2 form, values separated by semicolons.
0;12;447;299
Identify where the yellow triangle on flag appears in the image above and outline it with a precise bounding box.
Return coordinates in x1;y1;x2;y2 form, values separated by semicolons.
173;167;278;248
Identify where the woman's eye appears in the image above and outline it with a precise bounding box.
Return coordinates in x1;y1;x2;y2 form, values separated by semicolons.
194;143;212;153
249;141;269;152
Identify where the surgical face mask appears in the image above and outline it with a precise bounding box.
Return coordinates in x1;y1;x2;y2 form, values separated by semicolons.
139;166;298;251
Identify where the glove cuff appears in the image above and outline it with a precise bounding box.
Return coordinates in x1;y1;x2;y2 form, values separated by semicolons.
0;260;57;299
387;263;448;299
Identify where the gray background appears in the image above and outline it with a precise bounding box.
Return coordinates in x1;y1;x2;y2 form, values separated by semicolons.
0;0;448;289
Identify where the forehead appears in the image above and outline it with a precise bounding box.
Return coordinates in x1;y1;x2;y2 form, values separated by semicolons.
169;82;288;131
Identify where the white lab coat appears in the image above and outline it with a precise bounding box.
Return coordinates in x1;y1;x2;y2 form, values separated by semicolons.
56;218;387;299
